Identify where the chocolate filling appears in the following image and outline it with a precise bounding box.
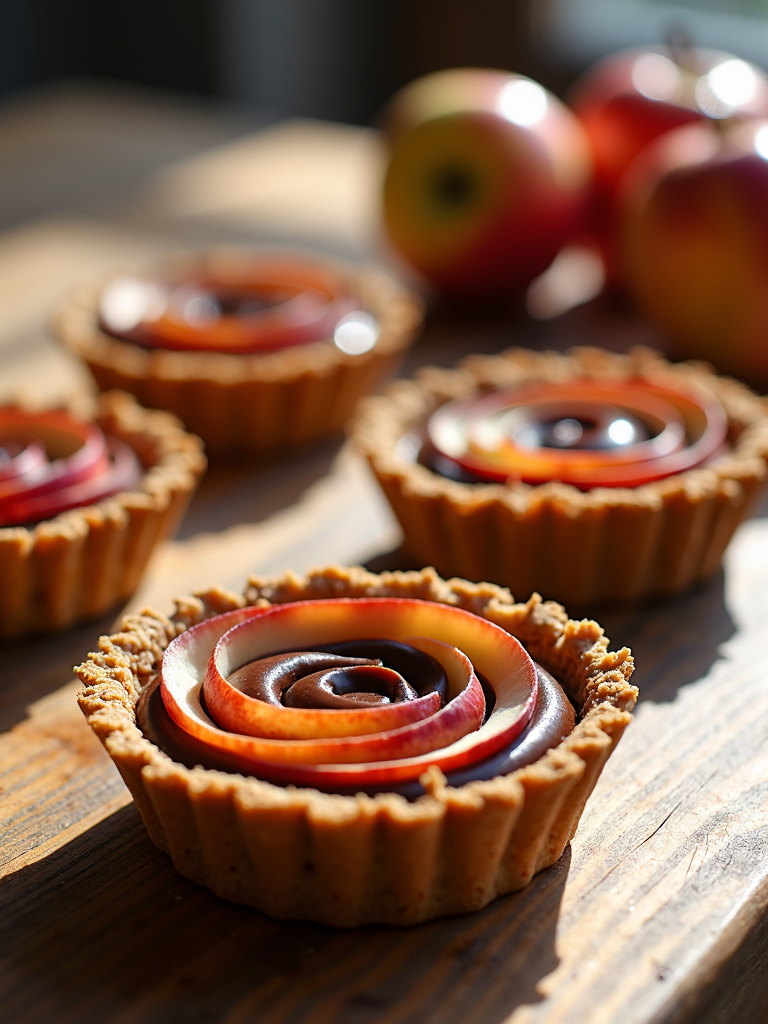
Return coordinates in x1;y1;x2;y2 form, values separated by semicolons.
225;640;448;711
137;657;574;800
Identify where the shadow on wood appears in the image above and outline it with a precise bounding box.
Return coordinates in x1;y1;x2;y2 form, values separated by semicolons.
597;571;734;707
0;609;124;734
0;802;570;1024
367;555;735;710
177;436;344;540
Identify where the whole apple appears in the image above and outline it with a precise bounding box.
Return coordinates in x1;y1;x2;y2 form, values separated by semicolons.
620;119;768;388
569;47;768;285
381;69;592;300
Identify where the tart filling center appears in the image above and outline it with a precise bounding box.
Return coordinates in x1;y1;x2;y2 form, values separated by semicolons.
420;378;727;489
98;260;379;355
143;597;577;795
0;407;142;527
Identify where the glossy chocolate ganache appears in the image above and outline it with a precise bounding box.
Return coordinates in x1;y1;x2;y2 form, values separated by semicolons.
98;260;366;356
138;636;575;800
416;378;728;490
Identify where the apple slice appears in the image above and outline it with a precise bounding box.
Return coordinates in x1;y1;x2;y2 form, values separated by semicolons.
0;438;46;484
0;410;109;501
428;378;727;490
0;408;143;526
205;628;441;738
165;605;484;763
160;597;538;786
0;436;142;526
99;260;360;355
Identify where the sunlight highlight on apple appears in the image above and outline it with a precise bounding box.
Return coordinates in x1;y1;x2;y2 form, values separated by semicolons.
631;53;679;102
100;277;166;332
607;418;635;445
709;60;757;107
697;60;757;118
496;79;548;127
754;124;768;160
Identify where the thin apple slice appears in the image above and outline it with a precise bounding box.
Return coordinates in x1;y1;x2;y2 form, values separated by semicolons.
205;631;441;739
0;439;46;484
0;436;141;526
0;410;108;501
160;597;537;785
165;604;484;763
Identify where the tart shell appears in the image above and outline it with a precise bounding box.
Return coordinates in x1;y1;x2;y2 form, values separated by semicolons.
75;565;636;927
54;252;423;456
0;391;205;640
349;347;768;607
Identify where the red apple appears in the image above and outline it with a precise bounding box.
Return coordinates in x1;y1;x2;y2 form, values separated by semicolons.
620;119;768;388
381;69;592;300
569;47;768;285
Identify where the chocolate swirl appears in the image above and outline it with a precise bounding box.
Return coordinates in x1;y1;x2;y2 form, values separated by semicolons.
226;639;449;711
421;379;727;490
138;663;571;799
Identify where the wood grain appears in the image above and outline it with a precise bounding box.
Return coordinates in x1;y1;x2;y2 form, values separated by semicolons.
1;86;768;1024
3;483;768;1024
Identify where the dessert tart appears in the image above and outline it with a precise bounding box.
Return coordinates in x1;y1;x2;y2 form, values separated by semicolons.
349;346;768;607
75;564;636;927
54;250;423;456
0;391;205;640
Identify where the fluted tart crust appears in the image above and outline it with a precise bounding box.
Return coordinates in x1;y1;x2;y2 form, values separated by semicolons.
54;251;423;455
349;346;768;607
0;391;205;640
76;564;636;927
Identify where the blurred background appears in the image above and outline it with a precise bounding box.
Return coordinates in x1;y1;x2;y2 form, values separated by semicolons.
2;0;767;403
1;0;764;125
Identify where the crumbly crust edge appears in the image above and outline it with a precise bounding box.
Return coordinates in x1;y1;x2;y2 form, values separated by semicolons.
0;390;206;638
53;252;424;386
348;346;768;604
75;564;636;926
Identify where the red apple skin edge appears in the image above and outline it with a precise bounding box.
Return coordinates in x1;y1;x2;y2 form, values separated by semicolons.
619;119;768;390
382;68;533;146
167;602;486;765
568;47;768;289
159;597;538;787
381;73;591;300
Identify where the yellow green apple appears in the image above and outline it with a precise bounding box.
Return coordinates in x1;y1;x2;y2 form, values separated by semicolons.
381;69;592;299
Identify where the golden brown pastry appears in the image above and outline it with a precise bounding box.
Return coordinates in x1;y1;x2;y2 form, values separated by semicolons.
54;250;423;455
75;565;636;927
349;346;768;606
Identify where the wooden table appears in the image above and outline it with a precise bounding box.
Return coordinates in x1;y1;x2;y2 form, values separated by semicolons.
2;84;768;1024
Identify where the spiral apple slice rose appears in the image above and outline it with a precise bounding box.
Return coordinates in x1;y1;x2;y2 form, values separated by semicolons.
0;408;142;527
160;597;538;788
427;378;727;490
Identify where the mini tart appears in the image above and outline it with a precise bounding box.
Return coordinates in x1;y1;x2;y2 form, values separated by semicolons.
54;251;423;456
349;346;768;607
75;564;636;928
0;391;205;640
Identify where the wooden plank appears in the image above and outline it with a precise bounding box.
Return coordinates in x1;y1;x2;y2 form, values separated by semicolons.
0;444;399;877
2;487;768;1024
1;87;768;1024
0;216;170;406
139;118;385;258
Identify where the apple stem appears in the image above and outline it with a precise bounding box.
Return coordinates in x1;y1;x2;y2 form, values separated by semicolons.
665;24;699;75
